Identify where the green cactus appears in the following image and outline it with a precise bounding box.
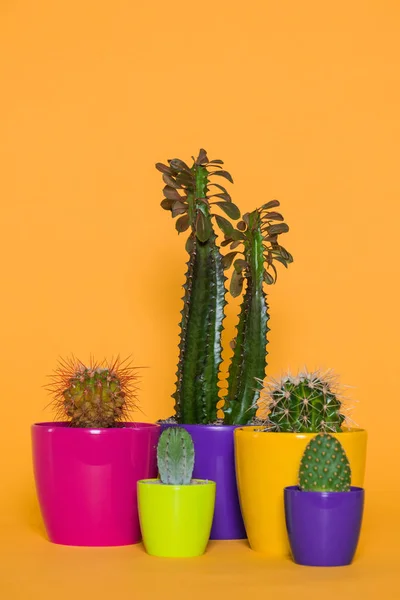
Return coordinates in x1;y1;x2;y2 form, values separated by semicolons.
222;204;293;425
263;369;347;432
157;150;240;424
299;433;351;492
157;427;195;485
47;356;138;428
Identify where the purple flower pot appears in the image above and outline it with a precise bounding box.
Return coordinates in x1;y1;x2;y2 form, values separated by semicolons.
284;486;364;566
161;424;246;540
32;422;159;546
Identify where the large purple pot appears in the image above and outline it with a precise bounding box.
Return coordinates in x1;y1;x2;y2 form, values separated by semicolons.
32;422;159;546
284;486;364;566
161;424;246;540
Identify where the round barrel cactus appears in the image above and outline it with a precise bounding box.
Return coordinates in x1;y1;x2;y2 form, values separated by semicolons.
47;356;139;428
263;369;347;433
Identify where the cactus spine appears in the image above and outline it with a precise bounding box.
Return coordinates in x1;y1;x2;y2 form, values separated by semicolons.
299;433;351;492
263;369;346;432
157;427;195;485
47;356;139;428
157;150;240;424
223;204;293;425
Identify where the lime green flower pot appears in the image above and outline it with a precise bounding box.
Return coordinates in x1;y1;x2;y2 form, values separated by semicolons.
137;479;216;557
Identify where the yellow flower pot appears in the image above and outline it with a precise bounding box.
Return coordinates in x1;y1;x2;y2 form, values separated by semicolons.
234;427;367;557
137;479;216;557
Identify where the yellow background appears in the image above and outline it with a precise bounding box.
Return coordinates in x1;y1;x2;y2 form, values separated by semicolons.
1;1;399;597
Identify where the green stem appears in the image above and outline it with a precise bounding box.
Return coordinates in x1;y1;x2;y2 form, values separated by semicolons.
223;212;269;425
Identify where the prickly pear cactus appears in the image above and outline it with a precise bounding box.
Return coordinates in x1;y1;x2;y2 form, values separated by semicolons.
264;369;346;432
47;356;138;428
157;427;195;485
222;203;293;425
157;149;240;424
299;433;351;492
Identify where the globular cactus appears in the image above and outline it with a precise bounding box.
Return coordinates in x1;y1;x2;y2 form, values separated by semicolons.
262;369;347;433
157;149;240;424
157;427;195;485
47;356;139;428
299;433;351;492
222;204;293;425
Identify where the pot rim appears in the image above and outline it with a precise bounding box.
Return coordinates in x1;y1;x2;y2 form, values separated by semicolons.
161;423;243;431
284;484;364;496
138;478;216;488
235;426;366;436
31;421;159;432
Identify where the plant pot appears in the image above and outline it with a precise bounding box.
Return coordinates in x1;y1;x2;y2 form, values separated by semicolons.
284;486;364;566
31;422;159;546
234;427;367;556
161;423;246;540
138;479;216;557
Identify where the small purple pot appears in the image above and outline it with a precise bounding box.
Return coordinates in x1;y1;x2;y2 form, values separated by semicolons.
32;422;159;546
284;486;364;566
161;424;246;540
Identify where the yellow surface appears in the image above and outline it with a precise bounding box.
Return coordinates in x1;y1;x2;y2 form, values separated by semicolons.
138;480;216;557
1;0;400;596
235;428;367;556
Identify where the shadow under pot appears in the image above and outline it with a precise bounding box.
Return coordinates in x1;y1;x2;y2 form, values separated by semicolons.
31;422;160;546
284;486;365;566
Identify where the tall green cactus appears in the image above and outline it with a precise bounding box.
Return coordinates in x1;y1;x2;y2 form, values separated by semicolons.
157;150;240;424
222;203;293;425
157;427;195;485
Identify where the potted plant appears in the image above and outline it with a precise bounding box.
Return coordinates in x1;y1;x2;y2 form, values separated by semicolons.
234;369;367;556
138;427;216;557
284;433;365;566
156;149;292;539
31;356;160;546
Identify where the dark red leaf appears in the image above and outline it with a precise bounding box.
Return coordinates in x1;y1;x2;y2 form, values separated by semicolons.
162;173;181;189
230;240;241;250
233;258;247;272
215;202;240;220
261;200;280;210
221;238;233;247
267;223;289;236
155;163;173;175
176;214;190;233
237;220;246;231
222;252;238;269
230;269;244;297
208;159;224;165
185;235;195;254
243;212;250;225
171;200;188;218
169;159;192;173
195;211;212;242
163;186;181;201
210;170;234;183
263;270;275;285
264;211;284;221
208;183;229;194
161;199;174;211
214;215;234;237
196;149;209;164
211;192;232;202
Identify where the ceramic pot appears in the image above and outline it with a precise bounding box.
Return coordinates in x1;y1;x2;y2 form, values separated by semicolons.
138;479;216;557
31;422;159;546
284;485;365;566
234;427;367;556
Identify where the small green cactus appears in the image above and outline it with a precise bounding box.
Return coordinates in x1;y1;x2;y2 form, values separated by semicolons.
47;356;139;428
299;433;351;492
262;369;347;432
157;427;195;485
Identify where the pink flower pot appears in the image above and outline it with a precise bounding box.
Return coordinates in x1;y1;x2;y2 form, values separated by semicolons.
31;422;159;546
